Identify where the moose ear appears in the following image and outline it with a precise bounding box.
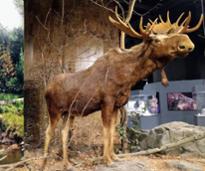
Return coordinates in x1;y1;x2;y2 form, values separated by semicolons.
153;37;161;44
149;32;158;39
147;34;161;44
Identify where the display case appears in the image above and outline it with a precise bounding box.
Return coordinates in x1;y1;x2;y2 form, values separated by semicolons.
126;92;160;129
194;90;205;126
126;93;159;115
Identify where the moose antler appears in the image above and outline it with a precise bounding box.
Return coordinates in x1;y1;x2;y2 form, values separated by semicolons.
109;7;148;38
151;11;204;34
110;9;204;37
180;13;204;33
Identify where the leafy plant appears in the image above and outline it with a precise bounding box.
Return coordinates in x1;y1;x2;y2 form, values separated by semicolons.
117;125;127;141
0;93;19;100
1;113;24;136
0;93;23;136
0;104;18;114
0;25;23;93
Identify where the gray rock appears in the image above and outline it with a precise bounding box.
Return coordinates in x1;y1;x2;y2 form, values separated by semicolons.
139;122;205;156
166;160;203;171
94;161;150;171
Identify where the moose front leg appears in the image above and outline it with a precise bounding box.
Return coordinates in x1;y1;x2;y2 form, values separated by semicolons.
161;68;169;87
41;112;60;171
101;97;117;165
109;110;120;161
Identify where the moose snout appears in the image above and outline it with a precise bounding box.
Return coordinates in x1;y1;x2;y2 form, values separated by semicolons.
178;42;195;52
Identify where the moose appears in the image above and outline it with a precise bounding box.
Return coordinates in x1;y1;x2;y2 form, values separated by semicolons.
42;9;203;170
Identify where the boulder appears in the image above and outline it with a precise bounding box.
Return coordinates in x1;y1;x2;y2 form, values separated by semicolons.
166;160;203;171
140;122;205;156
94;160;149;171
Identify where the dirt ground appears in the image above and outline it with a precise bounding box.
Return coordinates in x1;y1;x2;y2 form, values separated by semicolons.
2;149;205;171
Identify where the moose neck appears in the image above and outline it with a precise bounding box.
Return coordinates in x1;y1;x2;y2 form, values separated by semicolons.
117;41;168;86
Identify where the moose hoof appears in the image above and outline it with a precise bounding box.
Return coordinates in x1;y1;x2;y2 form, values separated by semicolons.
63;160;73;170
65;167;75;171
111;154;121;161
40;158;47;171
103;156;113;166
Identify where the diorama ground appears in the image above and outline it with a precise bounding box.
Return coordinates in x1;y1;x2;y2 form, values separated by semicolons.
1;112;205;171
4;149;205;171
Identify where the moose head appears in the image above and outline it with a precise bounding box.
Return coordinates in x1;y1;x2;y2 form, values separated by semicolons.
109;10;204;61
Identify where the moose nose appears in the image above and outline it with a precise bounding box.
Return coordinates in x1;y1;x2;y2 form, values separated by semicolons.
178;43;195;52
188;46;194;52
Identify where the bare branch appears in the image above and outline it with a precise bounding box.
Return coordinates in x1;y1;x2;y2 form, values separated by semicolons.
120;0;137;49
61;0;65;25
36;16;49;31
90;0;115;14
125;0;137;23
44;8;52;25
113;0;125;19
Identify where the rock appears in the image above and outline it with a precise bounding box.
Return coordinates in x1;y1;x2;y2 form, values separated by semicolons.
94;160;149;171
166;160;203;171
139;122;205;156
2;137;15;145
0;144;22;164
7;144;20;152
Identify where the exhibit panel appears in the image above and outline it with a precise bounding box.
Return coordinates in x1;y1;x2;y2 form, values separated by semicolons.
126;80;205;129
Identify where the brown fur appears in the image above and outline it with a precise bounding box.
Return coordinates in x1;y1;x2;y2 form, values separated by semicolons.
42;32;195;169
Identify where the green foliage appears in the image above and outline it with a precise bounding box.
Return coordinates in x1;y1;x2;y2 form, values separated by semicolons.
15;49;24;91
0;47;16;92
0;93;24;137
0;25;23;93
0;104;18;114
0;93;19;100
1;113;24;137
0;25;9;47
0;102;23;115
0;104;23;115
9;28;23;64
117;125;127;141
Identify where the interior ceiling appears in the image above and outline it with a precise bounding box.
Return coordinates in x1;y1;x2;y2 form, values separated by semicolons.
129;0;204;24
134;0;201;14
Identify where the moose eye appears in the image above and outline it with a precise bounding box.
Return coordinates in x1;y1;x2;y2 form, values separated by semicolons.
153;31;157;35
154;39;161;43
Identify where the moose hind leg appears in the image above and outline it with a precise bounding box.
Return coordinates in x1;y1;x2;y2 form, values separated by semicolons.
41;115;59;170
61;116;74;169
44;123;52;158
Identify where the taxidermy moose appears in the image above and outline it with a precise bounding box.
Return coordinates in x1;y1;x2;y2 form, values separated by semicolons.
42;9;203;170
